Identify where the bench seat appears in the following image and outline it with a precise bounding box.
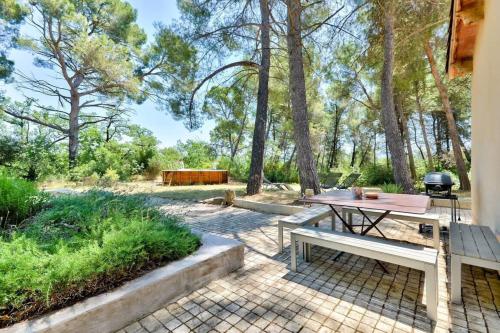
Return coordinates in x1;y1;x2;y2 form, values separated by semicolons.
450;222;500;303
290;227;439;321
341;207;441;249
278;205;334;253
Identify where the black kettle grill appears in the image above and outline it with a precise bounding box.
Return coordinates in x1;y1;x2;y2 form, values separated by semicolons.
424;172;454;197
422;172;460;225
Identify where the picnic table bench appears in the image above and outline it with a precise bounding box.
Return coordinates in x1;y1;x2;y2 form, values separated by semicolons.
290;227;439;321
450;222;500;303
340;207;441;249
278;205;334;253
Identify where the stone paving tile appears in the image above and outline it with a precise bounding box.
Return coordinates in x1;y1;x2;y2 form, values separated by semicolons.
115;200;498;332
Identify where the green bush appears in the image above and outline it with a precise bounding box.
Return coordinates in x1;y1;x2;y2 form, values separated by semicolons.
0;191;200;326
97;168;120;187
217;156;249;182
0;174;48;229
359;164;394;186
381;182;403;193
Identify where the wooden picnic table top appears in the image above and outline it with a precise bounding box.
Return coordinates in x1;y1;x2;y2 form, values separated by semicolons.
301;190;430;215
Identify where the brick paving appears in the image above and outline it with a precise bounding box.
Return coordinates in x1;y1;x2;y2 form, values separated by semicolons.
116;200;499;333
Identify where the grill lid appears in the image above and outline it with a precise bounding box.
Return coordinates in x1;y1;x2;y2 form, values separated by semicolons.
424;172;454;186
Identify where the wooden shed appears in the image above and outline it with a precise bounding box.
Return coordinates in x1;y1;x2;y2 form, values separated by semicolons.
161;169;228;186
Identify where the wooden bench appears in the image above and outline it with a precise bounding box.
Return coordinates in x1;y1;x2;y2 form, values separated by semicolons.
450;222;500;303
278;206;334;253
341;207;441;249
290;227;439;321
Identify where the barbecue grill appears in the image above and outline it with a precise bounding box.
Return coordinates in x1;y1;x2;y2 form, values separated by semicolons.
422;172;460;225
424;172;454;197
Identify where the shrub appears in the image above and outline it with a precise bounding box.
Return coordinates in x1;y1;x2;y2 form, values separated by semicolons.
217;156;249;182
98;168;120;187
264;161;299;183
0;191;200;326
359;164;394;186
0;174;49;229
381;182;403;193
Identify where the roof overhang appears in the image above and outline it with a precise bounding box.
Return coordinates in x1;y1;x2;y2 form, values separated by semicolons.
446;0;484;79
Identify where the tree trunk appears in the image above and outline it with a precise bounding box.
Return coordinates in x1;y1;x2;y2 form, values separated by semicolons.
424;40;470;190
68;94;80;168
397;98;417;180
415;83;435;170
458;135;471;164
286;0;320;194
328;105;342;168
350;141;357;167
380;3;415;193
247;0;271;195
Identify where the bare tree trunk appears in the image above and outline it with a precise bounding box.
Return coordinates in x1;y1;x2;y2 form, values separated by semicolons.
458;135;471;164
68;94;80;169
286;0;320;194
247;0;271;195
350;141;357;167
415;83;435;170
424;40;470;190
397;98;417;181
380;3;415;193
328;105;343;168
411;118;426;161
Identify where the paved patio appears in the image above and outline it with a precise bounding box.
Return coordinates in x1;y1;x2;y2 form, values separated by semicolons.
117;201;499;333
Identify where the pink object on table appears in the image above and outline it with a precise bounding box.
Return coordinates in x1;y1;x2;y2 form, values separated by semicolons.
302;190;430;215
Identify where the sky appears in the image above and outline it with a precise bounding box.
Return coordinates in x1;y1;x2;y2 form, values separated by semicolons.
0;0;214;147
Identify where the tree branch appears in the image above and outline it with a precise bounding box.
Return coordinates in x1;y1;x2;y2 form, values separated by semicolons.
188;60;260;126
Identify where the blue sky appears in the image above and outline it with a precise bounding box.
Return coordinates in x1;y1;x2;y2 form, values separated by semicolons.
1;0;213;147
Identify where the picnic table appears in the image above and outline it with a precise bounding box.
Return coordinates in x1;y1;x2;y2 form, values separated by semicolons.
301;190;431;271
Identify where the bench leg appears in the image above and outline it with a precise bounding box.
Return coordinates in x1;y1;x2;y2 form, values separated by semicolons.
305;243;311;262
331;213;336;231
425;264;438;321
432;221;440;250
451;255;462;303
278;224;284;253
291;234;297;271
298;240;304;259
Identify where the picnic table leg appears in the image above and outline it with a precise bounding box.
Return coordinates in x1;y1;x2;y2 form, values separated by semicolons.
331;213;336;231
278;223;284;253
291;234;297;272
432;220;440;250
341;210;346;232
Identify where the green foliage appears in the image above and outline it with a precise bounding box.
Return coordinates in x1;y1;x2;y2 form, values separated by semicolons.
97;168;120;187
381;183;403;194
0;191;200;320
0;174;48;228
358;164;394;186
217;156;249;182
264;161;299;183
177;140;216;169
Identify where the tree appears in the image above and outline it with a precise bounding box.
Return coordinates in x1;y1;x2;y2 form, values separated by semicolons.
3;0;195;168
203;86;250;161
414;81;435;170
177;140;216;169
379;1;415;193
177;0;271;195
0;0;25;80
424;40;471;190
247;0;271;195
286;0;321;194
